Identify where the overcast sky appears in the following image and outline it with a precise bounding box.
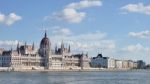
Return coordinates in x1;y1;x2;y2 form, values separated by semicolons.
0;0;150;63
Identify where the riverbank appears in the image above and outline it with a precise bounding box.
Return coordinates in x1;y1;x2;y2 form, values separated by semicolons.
0;67;144;72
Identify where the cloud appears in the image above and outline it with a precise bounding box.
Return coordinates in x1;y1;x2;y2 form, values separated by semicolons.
122;43;149;53
54;8;86;23
0;40;21;49
49;30;116;56
128;30;150;39
66;0;102;9
0;12;22;26
52;26;72;36
121;3;150;15
45;0;102;23
0;13;5;22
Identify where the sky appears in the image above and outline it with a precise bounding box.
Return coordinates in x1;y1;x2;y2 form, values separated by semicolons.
0;0;150;63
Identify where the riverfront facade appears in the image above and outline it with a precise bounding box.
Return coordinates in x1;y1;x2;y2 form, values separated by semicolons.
91;54;145;69
0;32;146;71
0;32;90;70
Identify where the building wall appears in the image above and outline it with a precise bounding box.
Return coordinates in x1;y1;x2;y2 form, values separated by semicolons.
0;56;11;67
115;60;123;69
107;58;115;69
91;57;104;68
122;60;129;69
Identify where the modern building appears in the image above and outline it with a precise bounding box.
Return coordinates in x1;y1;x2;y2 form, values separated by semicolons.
91;54;115;69
0;32;90;70
90;53;144;69
137;60;146;69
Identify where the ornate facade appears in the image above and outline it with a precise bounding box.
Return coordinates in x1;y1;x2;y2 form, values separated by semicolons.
0;32;90;70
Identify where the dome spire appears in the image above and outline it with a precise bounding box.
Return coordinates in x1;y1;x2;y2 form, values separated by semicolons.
40;30;51;50
45;30;47;38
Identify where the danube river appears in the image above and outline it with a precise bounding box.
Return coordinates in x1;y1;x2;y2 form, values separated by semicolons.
0;70;150;84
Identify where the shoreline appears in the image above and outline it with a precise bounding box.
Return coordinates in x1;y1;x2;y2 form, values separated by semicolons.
0;68;148;72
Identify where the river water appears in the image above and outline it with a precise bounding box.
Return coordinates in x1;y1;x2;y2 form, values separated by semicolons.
0;70;150;84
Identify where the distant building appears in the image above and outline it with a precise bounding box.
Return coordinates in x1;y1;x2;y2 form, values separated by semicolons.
91;54;104;68
0;32;90;70
121;60;138;69
90;53;145;69
107;58;115;69
122;60;129;69
115;60;122;69
137;60;146;69
91;54;115;68
128;60;134;69
133;62;138;69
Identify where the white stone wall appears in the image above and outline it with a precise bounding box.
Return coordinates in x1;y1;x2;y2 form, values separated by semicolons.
115;60;123;69
107;58;115;68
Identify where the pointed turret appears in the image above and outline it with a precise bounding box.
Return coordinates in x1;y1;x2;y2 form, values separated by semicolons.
86;52;88;56
25;41;27;49
32;42;34;50
61;40;64;54
68;44;71;53
10;47;13;52
55;45;57;54
10;47;13;55
17;42;20;54
81;51;84;55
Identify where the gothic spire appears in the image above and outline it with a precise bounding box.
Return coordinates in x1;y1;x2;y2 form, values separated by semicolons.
32;42;34;50
55;44;57;54
68;44;71;53
17;42;19;49
61;40;64;49
86;52;88;56
10;46;13;55
17;42;20;54
10;47;13;52
25;41;27;48
61;40;64;54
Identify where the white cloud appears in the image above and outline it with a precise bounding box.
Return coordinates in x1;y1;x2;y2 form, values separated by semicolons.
0;40;19;46
45;0;102;23
0;40;21;49
0;12;22;26
50;30;116;56
0;13;5;22
71;31;106;41
121;3;150;15
57;8;86;23
122;43;149;53
129;30;150;39
52;26;72;36
66;0;102;9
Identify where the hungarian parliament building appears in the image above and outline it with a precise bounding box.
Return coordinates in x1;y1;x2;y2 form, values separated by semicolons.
0;32;90;70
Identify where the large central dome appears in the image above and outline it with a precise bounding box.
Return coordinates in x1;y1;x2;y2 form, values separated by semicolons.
40;31;51;49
